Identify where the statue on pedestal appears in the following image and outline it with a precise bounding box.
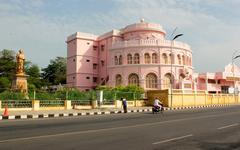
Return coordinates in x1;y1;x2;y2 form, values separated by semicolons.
12;49;28;97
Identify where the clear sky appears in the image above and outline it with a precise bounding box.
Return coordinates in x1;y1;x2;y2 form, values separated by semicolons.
0;0;240;73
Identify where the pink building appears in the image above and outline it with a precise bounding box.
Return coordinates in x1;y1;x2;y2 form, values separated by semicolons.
66;19;240;93
193;64;240;94
66;19;192;91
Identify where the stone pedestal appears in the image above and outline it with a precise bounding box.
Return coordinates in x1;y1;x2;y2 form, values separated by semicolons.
32;100;39;111
65;100;72;110
12;73;28;94
91;100;98;109
115;100;122;108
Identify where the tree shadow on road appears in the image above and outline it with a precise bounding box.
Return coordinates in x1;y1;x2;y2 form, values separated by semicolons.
198;141;240;150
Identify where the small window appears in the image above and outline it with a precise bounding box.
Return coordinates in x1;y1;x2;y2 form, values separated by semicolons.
208;79;216;84
114;56;118;65
85;89;90;91
101;45;105;51
86;77;90;79
73;76;75;79
86;59;90;62
87;42;90;45
73;59;75;62
101;60;105;66
93;77;98;83
93;63;97;69
93;46;98;51
119;55;122;65
101;78;104;80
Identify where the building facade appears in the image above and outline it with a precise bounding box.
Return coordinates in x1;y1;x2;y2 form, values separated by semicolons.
66;19;240;93
194;64;240;94
66;20;193;91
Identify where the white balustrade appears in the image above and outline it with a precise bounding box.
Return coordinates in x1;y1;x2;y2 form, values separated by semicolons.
111;39;191;50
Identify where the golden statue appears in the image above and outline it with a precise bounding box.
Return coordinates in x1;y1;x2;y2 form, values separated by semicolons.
16;49;25;74
12;49;28;97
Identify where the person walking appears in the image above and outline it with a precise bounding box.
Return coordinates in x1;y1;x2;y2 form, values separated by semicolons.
121;97;127;113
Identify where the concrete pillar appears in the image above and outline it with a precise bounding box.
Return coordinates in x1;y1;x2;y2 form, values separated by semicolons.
135;100;139;107
182;90;184;107
168;90;171;107
65;100;72;110
32;100;40;111
115;100;122;108
194;90;196;106
205;91;208;105
91;100;98;109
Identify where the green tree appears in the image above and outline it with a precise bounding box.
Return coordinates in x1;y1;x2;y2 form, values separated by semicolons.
0;49;15;78
0;49;16;91
41;57;66;85
25;63;42;90
0;77;10;92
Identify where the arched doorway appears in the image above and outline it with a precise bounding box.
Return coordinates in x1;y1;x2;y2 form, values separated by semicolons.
163;73;173;89
115;74;122;86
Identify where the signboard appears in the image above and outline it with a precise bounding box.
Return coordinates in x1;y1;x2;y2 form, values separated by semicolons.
97;90;103;106
228;87;234;94
184;83;192;89
226;77;240;81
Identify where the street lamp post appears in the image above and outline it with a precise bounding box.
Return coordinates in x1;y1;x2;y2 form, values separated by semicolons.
231;50;240;103
170;33;183;108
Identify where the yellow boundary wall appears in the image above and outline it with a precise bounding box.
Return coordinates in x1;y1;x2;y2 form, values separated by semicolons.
0;100;146;111
147;89;239;107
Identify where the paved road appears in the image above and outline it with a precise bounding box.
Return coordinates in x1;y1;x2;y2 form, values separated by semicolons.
0;106;240;150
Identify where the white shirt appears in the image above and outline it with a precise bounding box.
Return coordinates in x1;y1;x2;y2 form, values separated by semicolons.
154;99;161;106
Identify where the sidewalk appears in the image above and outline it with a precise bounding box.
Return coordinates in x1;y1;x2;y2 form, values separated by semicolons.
0;104;231;120
0;107;152;120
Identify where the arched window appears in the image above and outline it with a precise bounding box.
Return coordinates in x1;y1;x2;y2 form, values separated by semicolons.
119;55;122;65
115;74;122;86
146;73;157;88
186;56;189;66
179;73;185;82
190;57;192;66
182;55;185;65
188;57;191;66
144;53;151;64
163;73;173;89
127;54;132;64
114;56;118;65
134;53;140;64
189;57;191;65
152;53;157;63
169;53;172;64
162;53;167;64
128;73;139;86
177;54;181;65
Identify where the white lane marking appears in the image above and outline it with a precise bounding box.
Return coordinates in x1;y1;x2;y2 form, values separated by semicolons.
217;123;239;130
152;134;193;145
0;111;240;143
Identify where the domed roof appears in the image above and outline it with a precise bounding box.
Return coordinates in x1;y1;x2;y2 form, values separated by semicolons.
121;19;166;35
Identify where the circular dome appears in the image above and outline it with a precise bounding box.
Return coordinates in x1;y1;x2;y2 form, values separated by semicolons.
121;19;166;35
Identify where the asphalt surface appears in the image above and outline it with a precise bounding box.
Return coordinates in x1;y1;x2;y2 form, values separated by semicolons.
0;106;240;150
